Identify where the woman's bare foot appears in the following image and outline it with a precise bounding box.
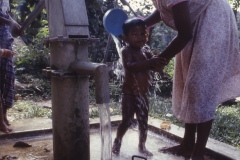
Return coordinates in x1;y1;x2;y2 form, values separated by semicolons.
0;122;12;133
139;146;153;157
3;108;10;126
158;145;193;158
4;115;10;126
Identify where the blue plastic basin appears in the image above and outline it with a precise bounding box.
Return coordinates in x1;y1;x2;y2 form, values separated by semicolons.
103;8;128;36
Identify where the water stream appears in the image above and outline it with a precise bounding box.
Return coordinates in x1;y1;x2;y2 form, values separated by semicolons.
97;103;112;160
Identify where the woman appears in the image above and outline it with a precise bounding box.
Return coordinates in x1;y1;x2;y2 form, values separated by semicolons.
144;0;240;159
0;48;14;133
0;0;22;127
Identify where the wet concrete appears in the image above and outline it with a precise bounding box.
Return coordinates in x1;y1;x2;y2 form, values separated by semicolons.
0;127;203;160
0;116;239;160
91;127;191;160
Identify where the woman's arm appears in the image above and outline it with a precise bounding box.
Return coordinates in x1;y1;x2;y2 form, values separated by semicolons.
158;1;192;60
0;16;11;25
0;14;22;36
8;15;22;35
144;9;161;27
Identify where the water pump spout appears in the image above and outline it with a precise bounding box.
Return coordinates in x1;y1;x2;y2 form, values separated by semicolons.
71;62;110;104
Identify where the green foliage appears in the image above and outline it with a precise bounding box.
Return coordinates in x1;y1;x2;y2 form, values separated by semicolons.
10;101;52;119
86;0;118;62
10;0;49;43
14;36;51;101
150;22;177;51
164;59;174;78
119;0;155;17
15;74;51;100
89;107;100;118
148;97;183;126
211;104;240;148
109;102;122;116
229;0;240;9
109;81;122;102
14;38;50;75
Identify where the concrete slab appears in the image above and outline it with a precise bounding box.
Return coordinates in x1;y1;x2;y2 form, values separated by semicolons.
0;117;52;141
147;117;240;160
0;116;239;160
0;128;187;160
2;118;52;134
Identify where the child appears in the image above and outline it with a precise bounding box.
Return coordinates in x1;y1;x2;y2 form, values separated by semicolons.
112;18;167;157
0;48;14;133
0;0;22;126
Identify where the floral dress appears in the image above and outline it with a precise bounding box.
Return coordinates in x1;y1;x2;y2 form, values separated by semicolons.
153;0;240;123
0;0;15;108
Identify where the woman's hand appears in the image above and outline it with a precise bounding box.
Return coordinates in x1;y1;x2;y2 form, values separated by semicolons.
149;56;169;72
0;49;14;58
9;20;23;36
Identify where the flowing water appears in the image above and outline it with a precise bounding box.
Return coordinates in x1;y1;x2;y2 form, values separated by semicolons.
98;103;112;160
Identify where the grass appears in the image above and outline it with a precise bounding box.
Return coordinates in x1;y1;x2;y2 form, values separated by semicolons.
211;103;240;148
148;96;184;127
9;101;52;120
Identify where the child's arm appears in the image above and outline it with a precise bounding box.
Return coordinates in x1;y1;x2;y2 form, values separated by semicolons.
0;49;14;58
122;48;167;72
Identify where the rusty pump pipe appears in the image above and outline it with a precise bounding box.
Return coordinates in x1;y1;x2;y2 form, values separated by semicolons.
71;62;110;104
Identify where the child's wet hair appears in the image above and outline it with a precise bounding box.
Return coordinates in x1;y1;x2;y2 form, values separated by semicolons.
122;18;146;36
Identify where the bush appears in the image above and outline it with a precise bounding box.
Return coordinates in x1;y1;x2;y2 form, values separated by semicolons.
211;103;240;148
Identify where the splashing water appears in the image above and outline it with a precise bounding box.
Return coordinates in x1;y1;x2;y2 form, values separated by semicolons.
111;35;125;81
97;103;112;160
111;35;122;61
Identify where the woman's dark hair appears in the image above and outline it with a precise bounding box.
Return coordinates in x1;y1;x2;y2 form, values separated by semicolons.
122;18;146;36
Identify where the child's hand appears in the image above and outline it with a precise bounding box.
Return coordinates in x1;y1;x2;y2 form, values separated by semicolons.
0;49;14;58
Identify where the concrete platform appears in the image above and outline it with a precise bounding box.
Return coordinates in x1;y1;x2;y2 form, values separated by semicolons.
0;116;239;160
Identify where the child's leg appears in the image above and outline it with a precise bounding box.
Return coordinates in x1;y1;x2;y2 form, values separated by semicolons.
159;123;196;158
135;95;153;156
191;119;213;160
115;95;135;140
112;94;135;154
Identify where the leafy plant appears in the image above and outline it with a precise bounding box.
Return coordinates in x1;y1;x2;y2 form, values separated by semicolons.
211;103;240;148
228;0;240;10
10;0;49;43
9;101;52;119
14;38;50;75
